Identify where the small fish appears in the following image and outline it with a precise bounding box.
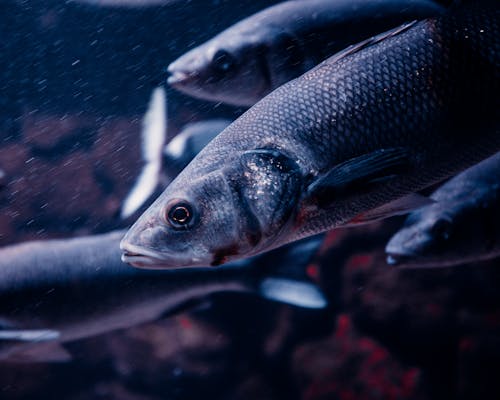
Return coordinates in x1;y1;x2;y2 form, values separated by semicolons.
163;119;232;181
121;86;167;219
122;8;499;269
386;152;500;268
0;231;326;362
167;0;444;106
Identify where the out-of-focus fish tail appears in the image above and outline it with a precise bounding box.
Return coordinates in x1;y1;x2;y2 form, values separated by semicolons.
252;235;328;309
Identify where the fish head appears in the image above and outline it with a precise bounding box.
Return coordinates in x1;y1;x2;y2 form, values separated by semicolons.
121;147;303;269
385;193;497;268
167;30;274;107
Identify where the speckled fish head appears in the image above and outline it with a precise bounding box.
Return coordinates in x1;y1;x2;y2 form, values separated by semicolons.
121;148;303;268
167;28;274;107
386;192;498;268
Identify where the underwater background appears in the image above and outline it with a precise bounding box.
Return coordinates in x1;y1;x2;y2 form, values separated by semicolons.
0;1;499;399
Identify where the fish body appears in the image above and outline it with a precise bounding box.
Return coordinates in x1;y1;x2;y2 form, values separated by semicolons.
167;0;445;106
386;152;500;268
122;8;500;269
0;231;325;362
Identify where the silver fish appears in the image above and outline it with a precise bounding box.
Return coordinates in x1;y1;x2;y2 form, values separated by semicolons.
0;231;326;362
167;0;445;106
122;9;500;269
386;152;500;268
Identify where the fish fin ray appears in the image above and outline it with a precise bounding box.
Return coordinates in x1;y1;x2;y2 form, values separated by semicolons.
347;193;434;225
307;148;410;200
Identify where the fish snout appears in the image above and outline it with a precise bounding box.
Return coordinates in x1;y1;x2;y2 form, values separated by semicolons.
167;64;199;87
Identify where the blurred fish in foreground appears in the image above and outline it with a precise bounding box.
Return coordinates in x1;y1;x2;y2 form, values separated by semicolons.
167;0;445;106
0;231;326;362
122;7;500;269
386;152;500;268
120;86;167;219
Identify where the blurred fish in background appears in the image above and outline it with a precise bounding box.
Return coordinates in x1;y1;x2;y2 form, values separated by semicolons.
0;230;326;362
386;152;500;268
167;0;445;106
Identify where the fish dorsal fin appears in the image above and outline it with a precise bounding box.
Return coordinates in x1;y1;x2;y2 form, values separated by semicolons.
319;20;418;68
347;193;434;225
307;148;410;203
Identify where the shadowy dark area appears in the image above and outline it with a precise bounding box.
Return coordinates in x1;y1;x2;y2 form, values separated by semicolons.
0;1;499;399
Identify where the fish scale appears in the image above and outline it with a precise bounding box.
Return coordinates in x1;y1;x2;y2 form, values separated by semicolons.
122;7;500;268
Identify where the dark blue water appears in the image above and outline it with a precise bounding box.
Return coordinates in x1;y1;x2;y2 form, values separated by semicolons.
0;1;499;399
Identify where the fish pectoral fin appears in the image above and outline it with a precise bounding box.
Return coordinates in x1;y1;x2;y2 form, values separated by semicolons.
8;342;72;363
307;148;410;202
259;278;327;309
347;193;434;225
0;329;60;342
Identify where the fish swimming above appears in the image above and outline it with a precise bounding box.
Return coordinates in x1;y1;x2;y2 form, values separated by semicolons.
0;231;326;362
167;0;445;106
386;152;500;268
122;7;499;269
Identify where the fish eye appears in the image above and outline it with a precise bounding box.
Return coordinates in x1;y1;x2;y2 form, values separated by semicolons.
211;49;235;73
166;201;194;229
431;218;452;240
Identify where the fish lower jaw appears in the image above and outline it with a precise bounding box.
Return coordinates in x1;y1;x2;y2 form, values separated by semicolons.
167;70;196;86
121;253;166;269
120;244;206;270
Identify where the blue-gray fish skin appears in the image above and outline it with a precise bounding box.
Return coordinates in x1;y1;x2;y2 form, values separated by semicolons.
0;231;326;361
167;0;445;106
122;7;500;269
386;152;500;268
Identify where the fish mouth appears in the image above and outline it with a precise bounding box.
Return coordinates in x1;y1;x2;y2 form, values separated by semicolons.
167;69;197;86
120;242;205;270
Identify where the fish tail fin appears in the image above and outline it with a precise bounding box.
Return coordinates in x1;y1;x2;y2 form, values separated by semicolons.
120;86;167;219
252;235;328;309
